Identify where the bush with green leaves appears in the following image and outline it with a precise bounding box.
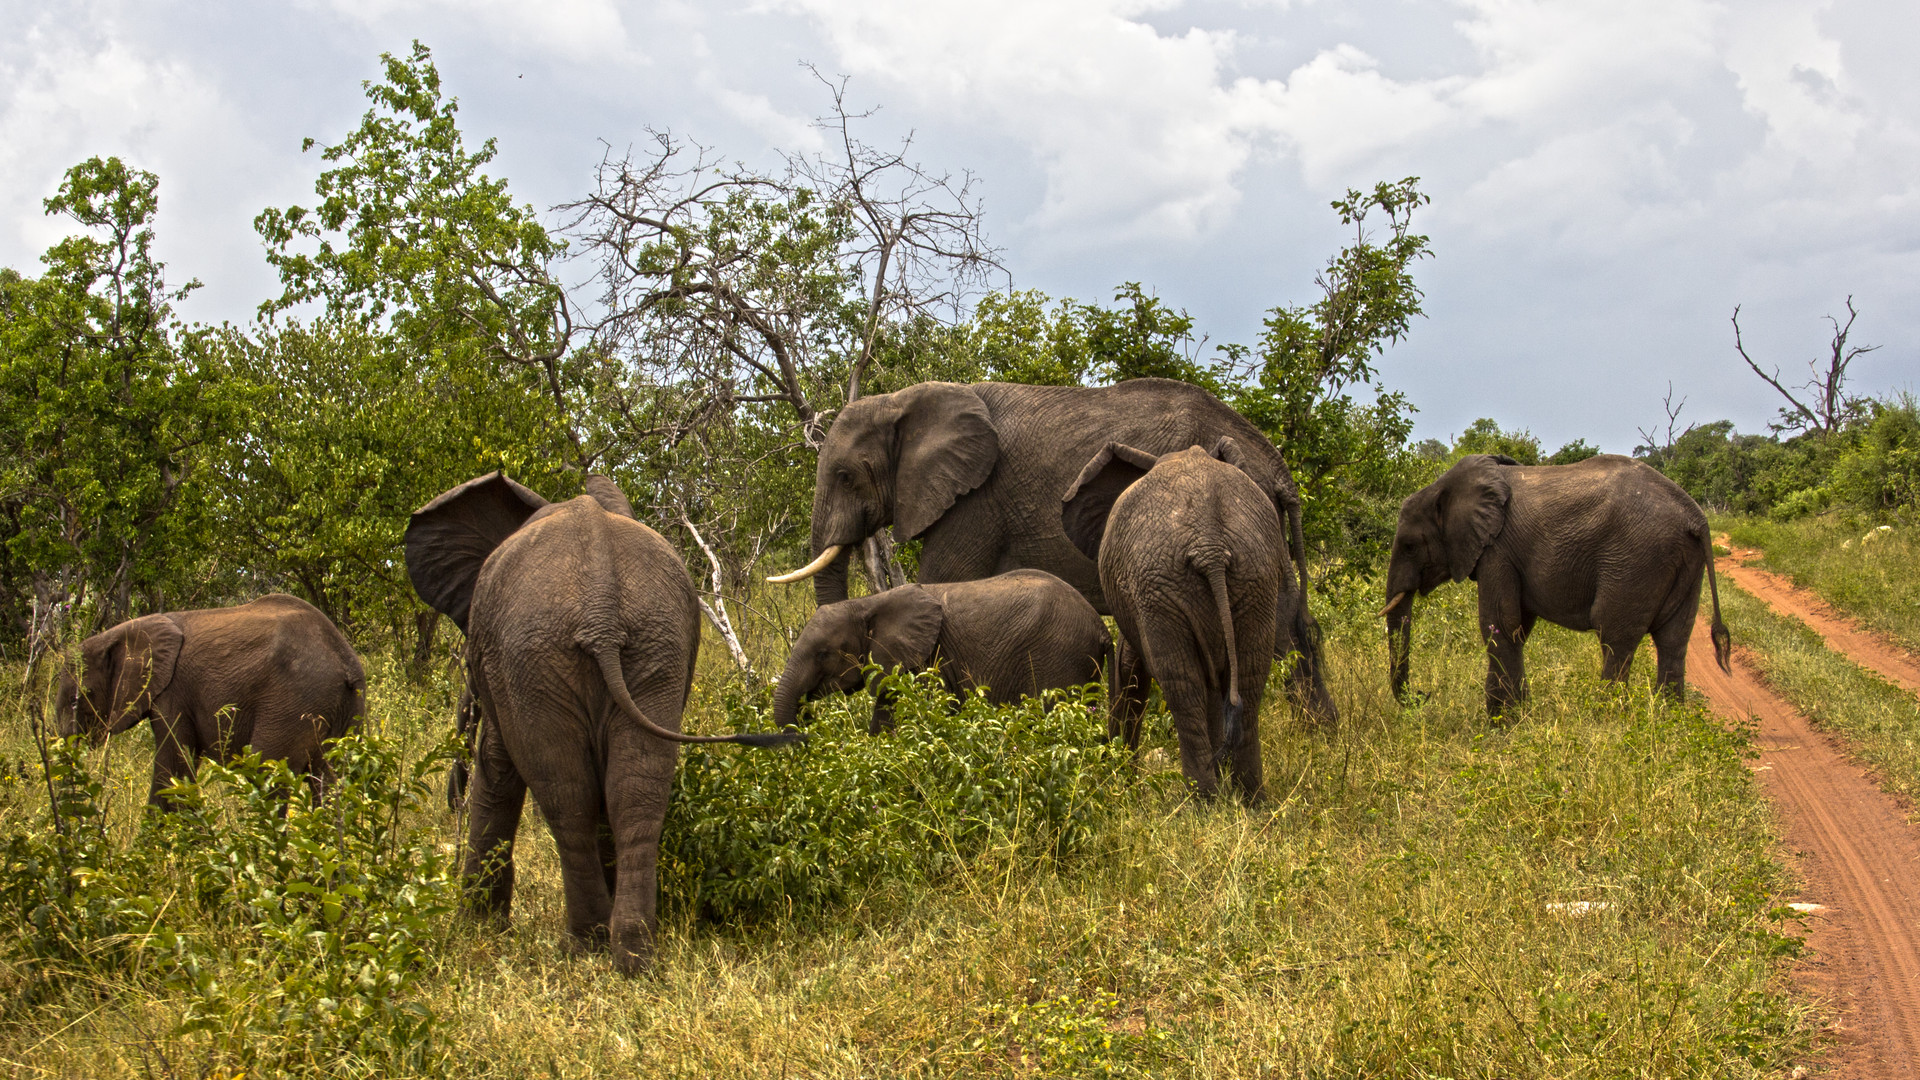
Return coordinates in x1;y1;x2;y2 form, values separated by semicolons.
0;725;459;1076
661;668;1127;923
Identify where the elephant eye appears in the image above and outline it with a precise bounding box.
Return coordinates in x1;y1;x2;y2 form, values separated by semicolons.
836;468;853;485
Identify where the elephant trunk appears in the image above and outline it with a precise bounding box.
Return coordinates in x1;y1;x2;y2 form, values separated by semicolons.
1384;593;1415;702
771;668;809;731
812;546;854;606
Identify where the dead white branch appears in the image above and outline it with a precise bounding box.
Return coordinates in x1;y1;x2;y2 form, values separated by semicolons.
682;512;754;676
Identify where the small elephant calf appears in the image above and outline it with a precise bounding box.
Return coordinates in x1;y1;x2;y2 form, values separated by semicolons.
772;569;1111;732
1064;438;1302;803
56;594;366;805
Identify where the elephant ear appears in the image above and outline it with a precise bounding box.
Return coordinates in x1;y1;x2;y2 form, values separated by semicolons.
1207;435;1256;475
406;472;549;632
583;475;635;518
891;383;1000;540
1060;443;1161;561
867;585;945;672
104;615;184;734
1438;455;1512;581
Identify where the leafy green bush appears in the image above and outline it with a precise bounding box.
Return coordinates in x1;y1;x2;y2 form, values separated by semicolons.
150;730;460;1074
661;669;1126;923
1831;394;1920;514
0;725;459;1076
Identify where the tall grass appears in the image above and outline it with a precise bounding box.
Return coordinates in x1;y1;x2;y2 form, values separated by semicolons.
1;581;1813;1078
1721;515;1920;650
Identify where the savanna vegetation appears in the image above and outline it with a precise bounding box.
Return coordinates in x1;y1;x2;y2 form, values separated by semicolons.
4;38;1912;1079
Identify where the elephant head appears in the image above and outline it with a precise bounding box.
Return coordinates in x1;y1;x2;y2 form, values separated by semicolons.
771;586;944;732
406;472;553;632
1381;454;1515;700
56;615;186;742
1060;438;1252;560
767;383;999;604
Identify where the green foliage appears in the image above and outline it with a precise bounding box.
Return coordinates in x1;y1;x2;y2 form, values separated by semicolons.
0;727;459;1075
1449;417;1542;464
0;157;240;635
1548;437;1601;465
151;730;460;1073
976;991;1174;1077
1641;396;1918;521
661;670;1126;923
1228;179;1434;572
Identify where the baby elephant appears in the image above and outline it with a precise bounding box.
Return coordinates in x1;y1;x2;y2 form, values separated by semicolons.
1063;438;1294;803
772;569;1111;733
56;594;366;805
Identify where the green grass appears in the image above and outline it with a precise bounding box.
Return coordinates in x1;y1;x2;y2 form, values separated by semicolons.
1720;515;1920;651
1717;583;1920;809
0;582;1815;1078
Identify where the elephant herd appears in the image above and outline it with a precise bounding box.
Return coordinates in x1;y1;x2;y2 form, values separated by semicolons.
52;377;1732;974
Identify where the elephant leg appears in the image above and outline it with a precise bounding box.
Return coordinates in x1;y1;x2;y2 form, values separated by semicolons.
604;697;679;975
463;714;528;924
524;754;617;951
1597;627;1645;684
869;682;897;735
1279;602;1337;730
1649;565;1705;700
1476;568;1529;716
1109;638;1150;752
1156;662;1219;799
147;715;198;807
1224;694;1265;805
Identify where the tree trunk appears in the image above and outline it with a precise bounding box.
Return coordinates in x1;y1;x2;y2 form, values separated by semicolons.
862;529;908;593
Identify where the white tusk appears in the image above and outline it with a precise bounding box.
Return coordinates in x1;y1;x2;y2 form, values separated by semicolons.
766;544;846;584
1378;592;1410;618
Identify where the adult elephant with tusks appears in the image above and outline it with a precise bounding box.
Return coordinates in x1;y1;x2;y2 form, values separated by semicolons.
1380;453;1732;715
407;471;801;975
769;378;1337;724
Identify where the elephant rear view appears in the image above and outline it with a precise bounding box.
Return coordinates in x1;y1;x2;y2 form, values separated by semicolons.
407;472;799;975
55;594;365;805
1380;453;1731;713
1064;439;1297;803
772;569;1111;734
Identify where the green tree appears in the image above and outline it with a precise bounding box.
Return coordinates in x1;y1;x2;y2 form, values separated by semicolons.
0;157;237;644
233;43;583;646
1450;418;1541;464
1228;178;1433;571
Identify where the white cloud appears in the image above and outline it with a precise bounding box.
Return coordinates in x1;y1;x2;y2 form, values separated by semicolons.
315;0;637;63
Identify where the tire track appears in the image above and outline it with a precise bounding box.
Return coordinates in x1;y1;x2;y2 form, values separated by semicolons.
1716;544;1920;696
1689;615;1920;1078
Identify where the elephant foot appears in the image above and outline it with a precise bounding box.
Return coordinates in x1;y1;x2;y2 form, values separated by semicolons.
562;923;611;956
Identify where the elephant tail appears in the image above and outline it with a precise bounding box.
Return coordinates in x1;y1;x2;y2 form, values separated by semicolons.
586;641;805;748
1200;560;1242;768
1704;540;1732;675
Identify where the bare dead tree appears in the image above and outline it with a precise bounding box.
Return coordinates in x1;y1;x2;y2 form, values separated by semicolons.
561;82;1001;600
1636;381;1693;457
1732;297;1880;437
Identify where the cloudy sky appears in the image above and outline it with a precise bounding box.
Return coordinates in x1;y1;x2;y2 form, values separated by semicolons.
4;0;1915;452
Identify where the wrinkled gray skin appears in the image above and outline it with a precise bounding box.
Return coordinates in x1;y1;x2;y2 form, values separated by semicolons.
406;473;798;975
1382;454;1732;715
772;569;1111;734
55;594;364;806
1063;439;1290;803
794;379;1335;724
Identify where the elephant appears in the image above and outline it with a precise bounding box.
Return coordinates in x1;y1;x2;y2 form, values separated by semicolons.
1062;438;1291;802
767;378;1336;724
1379;453;1732;714
55;594;365;806
405;472;799;975
771;569;1111;734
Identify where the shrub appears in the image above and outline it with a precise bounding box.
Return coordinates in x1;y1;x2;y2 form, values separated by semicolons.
661;669;1127;923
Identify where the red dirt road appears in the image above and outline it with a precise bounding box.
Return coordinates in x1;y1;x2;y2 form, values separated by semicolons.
1717;551;1920;694
1689;612;1920;1078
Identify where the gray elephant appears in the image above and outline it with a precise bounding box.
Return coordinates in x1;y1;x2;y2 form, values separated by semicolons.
766;378;1336;724
55;594;365;805
1062;439;1290;802
406;472;799;974
1380;453;1731;714
772;569;1111;734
